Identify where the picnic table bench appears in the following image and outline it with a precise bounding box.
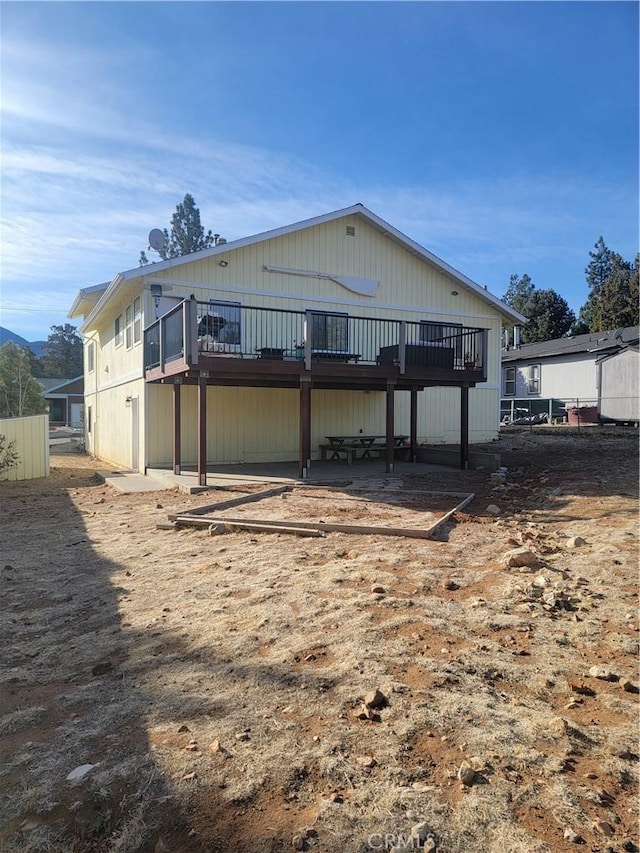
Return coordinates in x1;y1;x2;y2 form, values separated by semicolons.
319;435;409;463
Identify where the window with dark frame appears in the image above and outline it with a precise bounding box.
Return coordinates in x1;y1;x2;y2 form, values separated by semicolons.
504;366;516;396
310;312;348;353
115;314;123;347
125;305;133;349
133;297;141;344
199;299;241;351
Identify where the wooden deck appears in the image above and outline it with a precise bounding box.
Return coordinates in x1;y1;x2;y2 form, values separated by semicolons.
142;299;488;480
145;350;484;391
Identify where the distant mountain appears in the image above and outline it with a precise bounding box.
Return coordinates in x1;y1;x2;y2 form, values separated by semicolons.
0;326;29;347
0;327;47;357
28;340;47;358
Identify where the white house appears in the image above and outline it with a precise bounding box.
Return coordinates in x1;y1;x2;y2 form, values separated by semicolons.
70;204;525;479
501;326;639;422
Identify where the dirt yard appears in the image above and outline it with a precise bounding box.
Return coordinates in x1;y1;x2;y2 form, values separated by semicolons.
1;429;638;853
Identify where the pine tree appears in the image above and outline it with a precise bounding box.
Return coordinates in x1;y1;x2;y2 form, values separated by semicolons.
139;194;217;265
578;238;638;332
503;274;535;316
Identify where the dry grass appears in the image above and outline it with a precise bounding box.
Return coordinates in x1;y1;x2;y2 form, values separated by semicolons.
1;431;638;852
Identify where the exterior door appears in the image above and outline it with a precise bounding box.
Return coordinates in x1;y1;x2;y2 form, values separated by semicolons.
70;403;83;428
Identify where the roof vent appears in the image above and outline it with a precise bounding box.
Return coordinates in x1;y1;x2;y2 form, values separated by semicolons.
345;225;356;237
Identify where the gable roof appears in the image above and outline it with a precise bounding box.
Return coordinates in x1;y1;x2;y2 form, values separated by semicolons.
68;282;110;319
38;376;84;394
502;326;640;363
70;203;527;329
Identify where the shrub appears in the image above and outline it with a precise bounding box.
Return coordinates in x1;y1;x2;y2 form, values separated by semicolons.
0;434;20;478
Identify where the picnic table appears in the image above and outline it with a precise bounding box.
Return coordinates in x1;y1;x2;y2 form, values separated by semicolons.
320;435;409;463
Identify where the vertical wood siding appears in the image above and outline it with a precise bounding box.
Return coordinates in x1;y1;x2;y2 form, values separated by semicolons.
86;214;509;469
146;385;499;467
0;414;49;481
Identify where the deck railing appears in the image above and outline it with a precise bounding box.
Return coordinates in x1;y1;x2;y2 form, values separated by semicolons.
143;298;488;377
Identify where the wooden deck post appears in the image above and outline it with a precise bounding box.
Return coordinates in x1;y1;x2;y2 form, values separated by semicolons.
197;377;207;486
299;376;312;479
460;385;469;470
386;380;395;473
410;386;418;463
172;380;182;475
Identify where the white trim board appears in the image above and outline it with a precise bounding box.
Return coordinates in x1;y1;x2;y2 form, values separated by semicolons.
146;277;503;325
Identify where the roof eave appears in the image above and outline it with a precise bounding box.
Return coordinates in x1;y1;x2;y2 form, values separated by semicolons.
76;272;132;334
68;282;110;322
351;207;528;325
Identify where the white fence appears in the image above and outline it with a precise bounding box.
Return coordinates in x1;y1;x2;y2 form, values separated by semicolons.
0;414;49;481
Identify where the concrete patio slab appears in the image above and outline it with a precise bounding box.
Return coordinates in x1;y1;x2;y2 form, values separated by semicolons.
95;459;459;495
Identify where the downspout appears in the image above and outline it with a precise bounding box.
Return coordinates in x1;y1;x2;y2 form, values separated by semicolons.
83;329;101;461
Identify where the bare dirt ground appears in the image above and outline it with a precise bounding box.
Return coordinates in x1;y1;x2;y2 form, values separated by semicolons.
1;429;638;853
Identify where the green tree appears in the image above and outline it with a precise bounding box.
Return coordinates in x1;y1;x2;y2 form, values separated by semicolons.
40;324;83;378
596;254;640;330
0;342;47;418
0;435;20;478
25;346;44;378
578;238;639;332
521;289;575;343
503;273;535;316
502;274;575;343
586;236;617;291
139;193;218;265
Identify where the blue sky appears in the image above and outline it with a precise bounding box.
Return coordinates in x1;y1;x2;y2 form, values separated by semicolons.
1;1;638;341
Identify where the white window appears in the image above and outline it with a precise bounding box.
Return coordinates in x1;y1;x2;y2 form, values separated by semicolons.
133;297;141;344
526;364;540;395
87;342;95;373
125;305;133;349
115;314;123;347
504;366;516;396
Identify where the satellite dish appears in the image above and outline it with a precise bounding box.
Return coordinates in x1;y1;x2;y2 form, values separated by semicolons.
148;229;166;252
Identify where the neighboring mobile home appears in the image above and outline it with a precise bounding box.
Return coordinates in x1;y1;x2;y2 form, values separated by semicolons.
69;204;525;479
501;326;640;422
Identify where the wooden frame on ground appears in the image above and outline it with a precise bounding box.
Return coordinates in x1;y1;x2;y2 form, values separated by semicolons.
161;484;475;540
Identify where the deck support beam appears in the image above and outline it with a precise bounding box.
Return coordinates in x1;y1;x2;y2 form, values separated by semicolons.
386;380;395;473
460;385;469;470
299;376;312;479
172;381;182;475
410;386;418;462
197;377;207;486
